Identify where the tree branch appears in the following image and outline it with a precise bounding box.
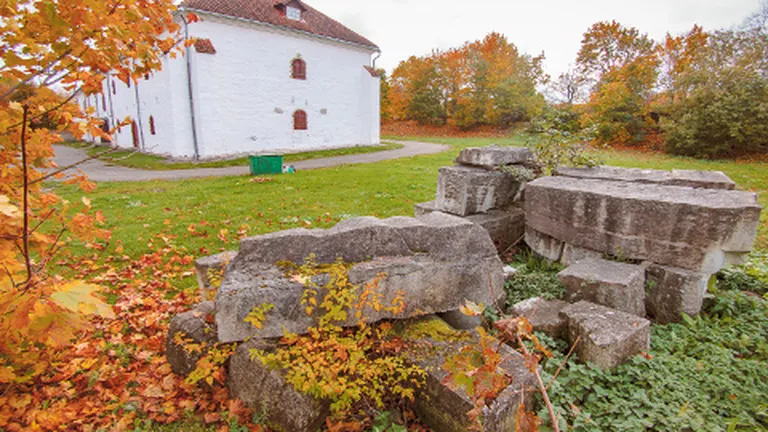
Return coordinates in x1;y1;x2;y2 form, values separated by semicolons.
20;105;33;286
30;146;123;185
516;334;560;432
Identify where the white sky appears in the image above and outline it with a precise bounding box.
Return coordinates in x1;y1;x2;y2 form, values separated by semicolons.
308;0;761;78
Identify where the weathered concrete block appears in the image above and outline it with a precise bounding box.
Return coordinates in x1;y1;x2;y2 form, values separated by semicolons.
455;145;531;169
229;340;329;432
438;309;484;330
195;251;237;299
508;297;569;339
435;166;521;216
414;200;437;217
525;227;564;262
645;263;710;324
560;243;603;267
466;207;525;253
404;317;537;432
166;302;218;377
525;176;762;273
560;301;651;369
216;213;505;343
558;258;646;316
554;166;736;190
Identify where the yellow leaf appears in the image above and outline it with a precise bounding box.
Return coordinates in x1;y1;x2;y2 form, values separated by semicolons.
459;300;485;317
81;196;91;207
8;101;22;112
50;281;116;319
0;195;19;217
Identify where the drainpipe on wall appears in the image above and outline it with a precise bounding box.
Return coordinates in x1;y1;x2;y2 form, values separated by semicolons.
134;80;146;150
372;50;381;69
180;12;201;161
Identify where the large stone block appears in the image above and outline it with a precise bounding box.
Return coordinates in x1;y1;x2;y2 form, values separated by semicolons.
166;302;218;377
194;251;237;299
435;166;521;216
466;207;525;253
525;176;762;273
524;227;564;262
455;145;532;169
554;166;736;190
645;263;710;324
403;317;537;432
216;213;505;343
558;258;646;316
560;301;651;369
560;243;603;267
229;340;329;432
508;297;569;339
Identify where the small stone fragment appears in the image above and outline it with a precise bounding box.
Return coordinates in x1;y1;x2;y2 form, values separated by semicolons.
645;263;710;324
560;301;651;369
414;200;437;217
194;251;236;299
166;301;218;377
525;227;564;262
558;258;646;316
508;297;569;339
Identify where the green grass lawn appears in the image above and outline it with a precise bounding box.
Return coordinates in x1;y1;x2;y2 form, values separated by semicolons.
55;134;767;264
70;141;404;170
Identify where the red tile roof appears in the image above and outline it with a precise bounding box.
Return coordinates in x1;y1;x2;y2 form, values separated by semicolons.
194;38;217;54
180;0;378;50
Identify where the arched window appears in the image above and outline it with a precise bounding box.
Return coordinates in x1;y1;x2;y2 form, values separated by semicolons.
293;110;307;130
149;115;156;135
291;58;306;80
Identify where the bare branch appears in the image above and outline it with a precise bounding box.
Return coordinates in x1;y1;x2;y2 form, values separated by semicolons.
20;105;33;285
30;146;123;185
546;335;581;391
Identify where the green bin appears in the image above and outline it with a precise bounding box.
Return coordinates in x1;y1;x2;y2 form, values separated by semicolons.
248;154;283;175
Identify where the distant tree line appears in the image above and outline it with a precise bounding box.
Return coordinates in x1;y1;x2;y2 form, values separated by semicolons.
382;1;768;159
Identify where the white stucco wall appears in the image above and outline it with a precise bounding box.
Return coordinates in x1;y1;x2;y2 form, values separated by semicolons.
102;13;381;159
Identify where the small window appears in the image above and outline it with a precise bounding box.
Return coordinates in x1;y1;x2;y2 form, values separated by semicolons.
292;58;306;80
293;110;307;130
112;81;116;94
127;79;131;89
286;6;301;20
149;115;156;135
144;74;150;80
102;93;107;110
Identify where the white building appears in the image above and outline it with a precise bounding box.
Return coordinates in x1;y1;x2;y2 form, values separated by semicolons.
81;0;381;159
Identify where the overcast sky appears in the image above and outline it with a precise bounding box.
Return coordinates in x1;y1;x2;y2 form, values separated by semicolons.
308;0;762;78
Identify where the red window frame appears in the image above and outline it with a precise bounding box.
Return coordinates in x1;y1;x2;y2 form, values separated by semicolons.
293;110;307;130
149;115;156;135
291;58;306;80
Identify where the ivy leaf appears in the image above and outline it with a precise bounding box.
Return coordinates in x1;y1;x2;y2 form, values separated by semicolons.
50;281;116;319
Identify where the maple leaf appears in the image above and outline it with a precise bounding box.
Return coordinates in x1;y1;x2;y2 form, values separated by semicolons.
0;195;19;217
459;300;485;317
50;281;116;319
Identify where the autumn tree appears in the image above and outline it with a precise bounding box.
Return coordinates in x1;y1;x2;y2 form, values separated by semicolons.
661;16;768;158
577;21;659;144
0;0;186;385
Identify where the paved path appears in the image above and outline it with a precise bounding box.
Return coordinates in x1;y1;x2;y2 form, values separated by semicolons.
50;140;449;182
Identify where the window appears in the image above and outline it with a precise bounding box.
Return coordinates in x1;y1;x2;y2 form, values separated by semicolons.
286;6;301;20
293;110;307;130
127;79;131;88
102;93;107;110
149;115;156;135
112;81;116;94
292;58;306;80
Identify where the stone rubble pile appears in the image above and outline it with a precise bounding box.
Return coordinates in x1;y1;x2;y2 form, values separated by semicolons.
415;145;531;253
166;146;763;428
525;166;761;325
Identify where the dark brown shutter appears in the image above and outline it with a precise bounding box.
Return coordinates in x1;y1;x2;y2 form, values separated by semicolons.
293;110;307;130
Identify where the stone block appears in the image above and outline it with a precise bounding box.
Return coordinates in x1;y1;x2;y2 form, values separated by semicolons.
166;302;218;377
435;166;521;216
560;243;603;267
216;213;505;343
414;200;437;217
229;340;329;432
525;176;762;273
195;251;236;299
558;258;646;316
438;309;484;330
645;263;710;324
508;297;569;339
554;166;736;190
455;145;532;169
403;317;537;432
560;301;651;369
525;227;564;262
466;207;525;253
